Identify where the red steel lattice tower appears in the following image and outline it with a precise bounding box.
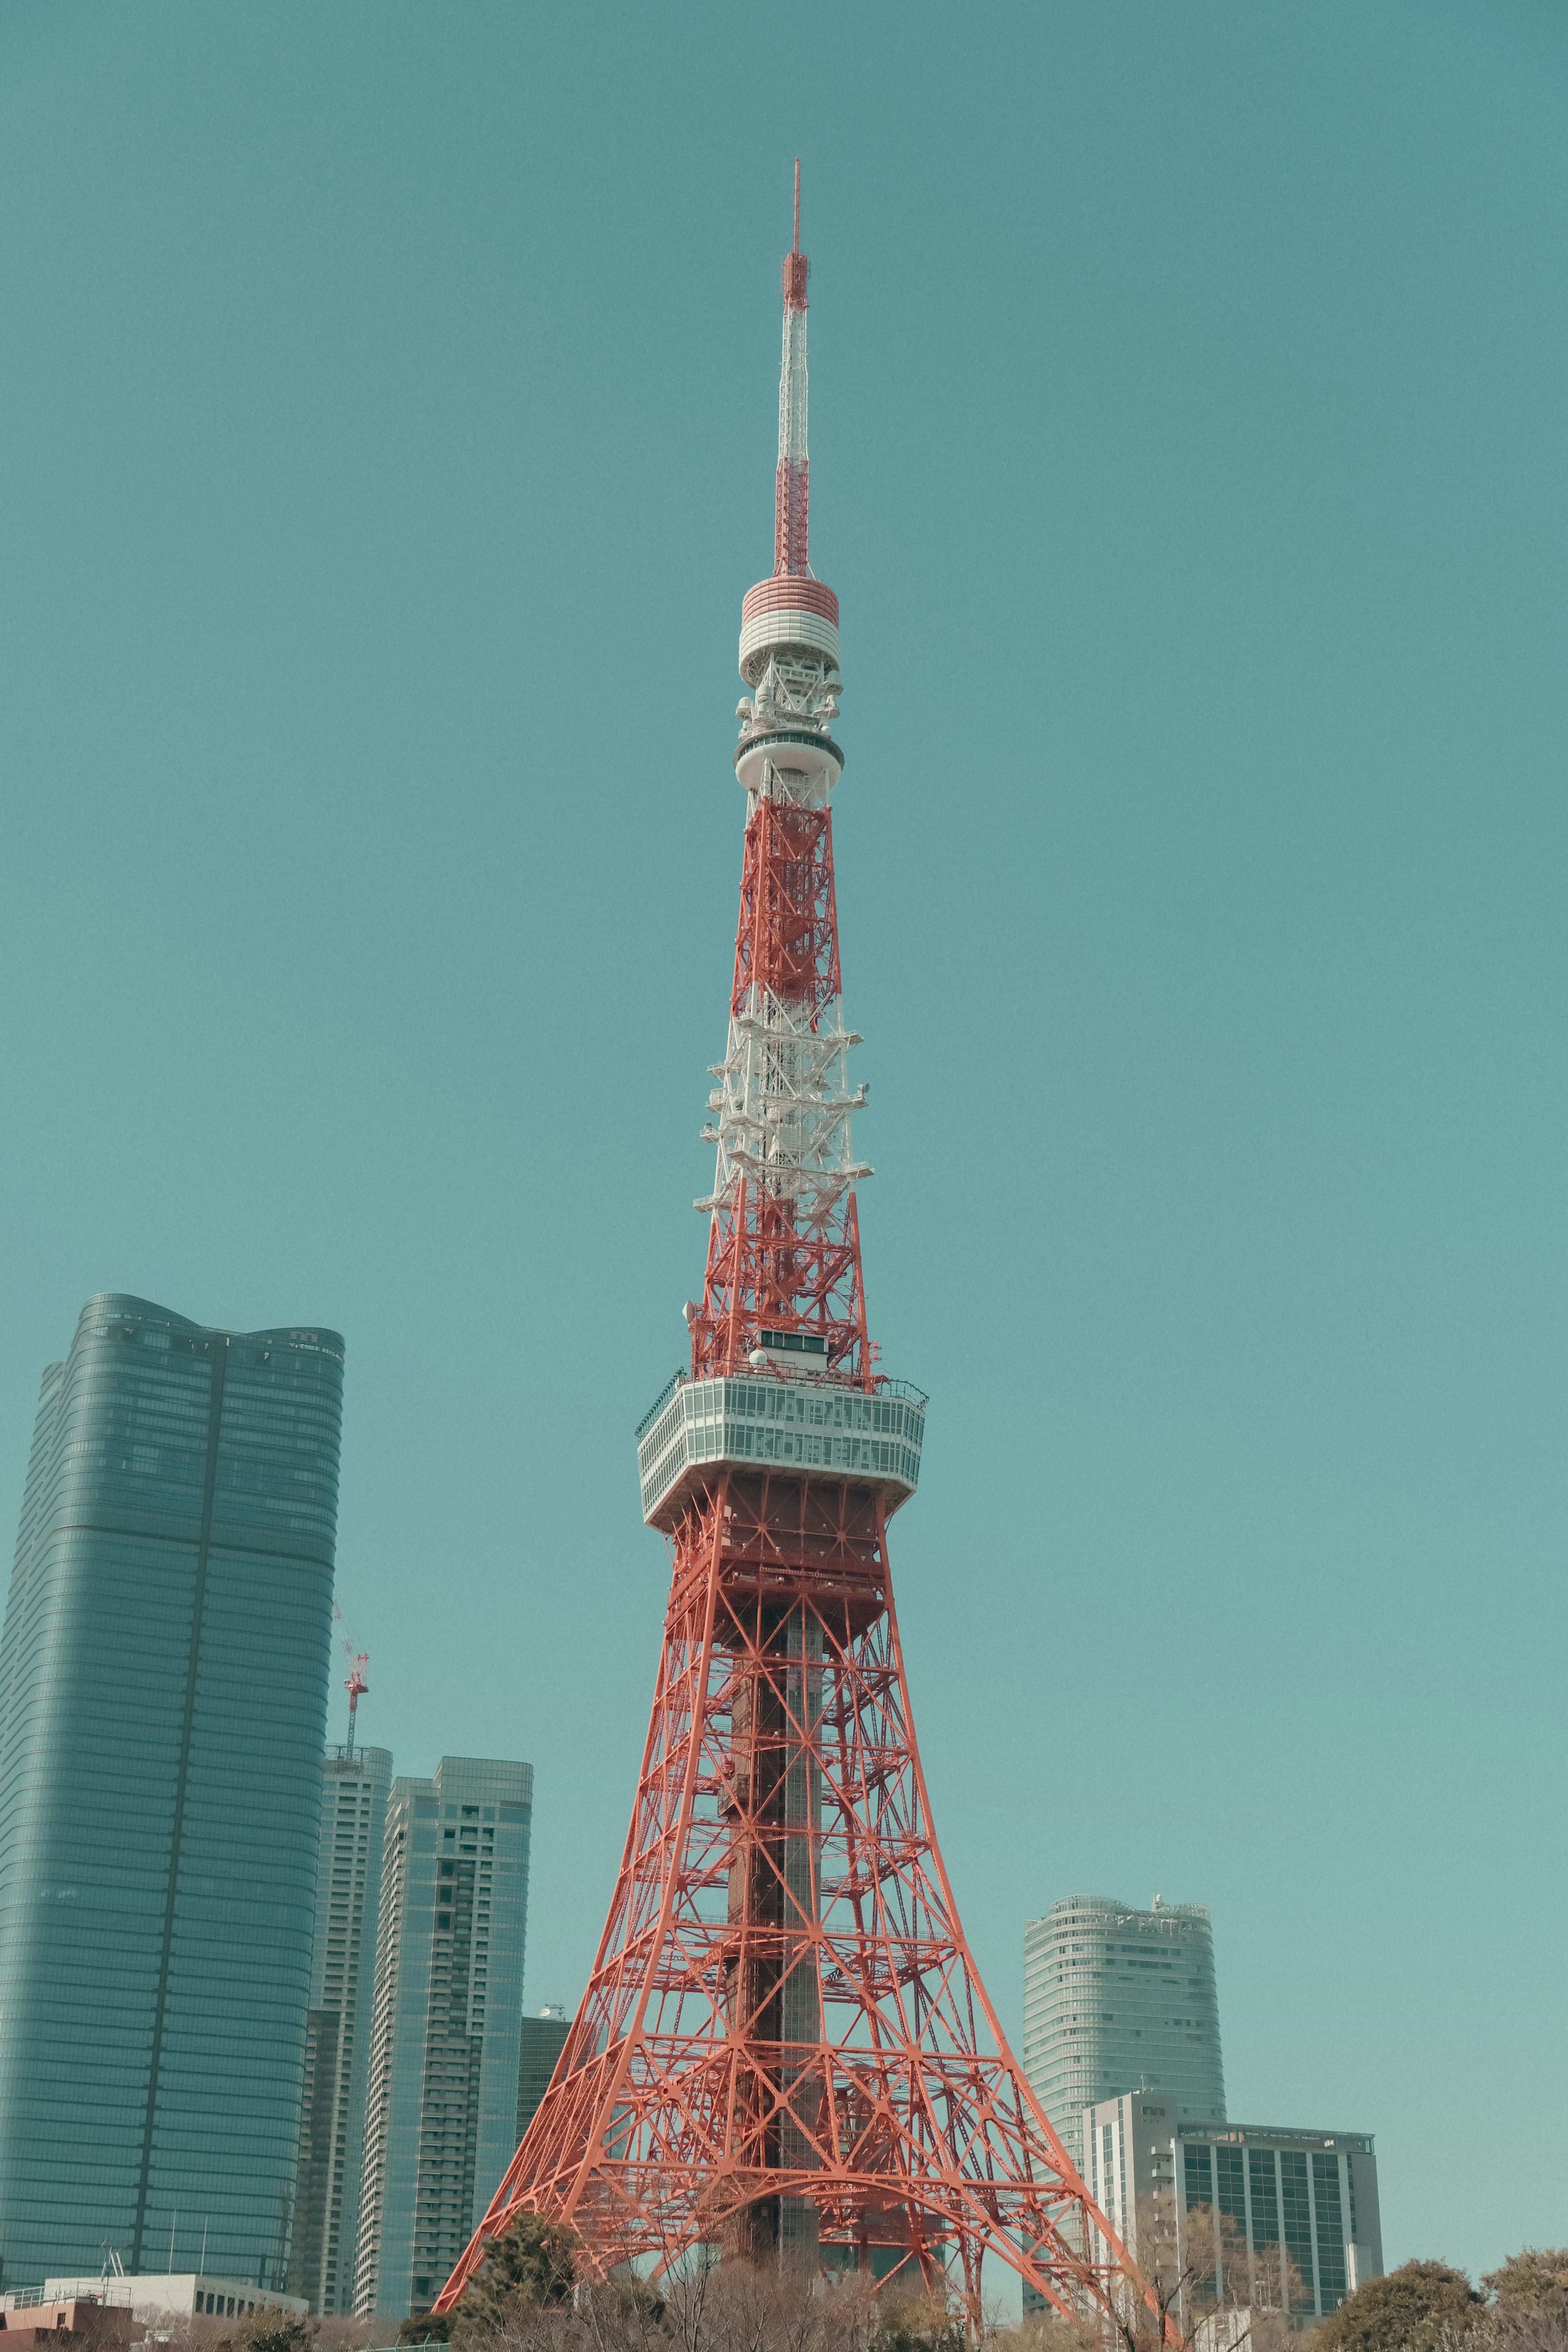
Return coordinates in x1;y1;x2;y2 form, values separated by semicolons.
436;175;1141;2326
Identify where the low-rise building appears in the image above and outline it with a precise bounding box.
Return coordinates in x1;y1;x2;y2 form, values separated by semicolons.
0;2296;139;2350
32;2279;306;2329
1078;2092;1383;2323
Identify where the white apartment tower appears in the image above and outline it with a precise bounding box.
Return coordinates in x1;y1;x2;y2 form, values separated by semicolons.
287;1744;393;2313
352;1757;532;2322
1023;1895;1227;2178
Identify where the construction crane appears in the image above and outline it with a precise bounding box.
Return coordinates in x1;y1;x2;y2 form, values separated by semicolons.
333;1603;370;1759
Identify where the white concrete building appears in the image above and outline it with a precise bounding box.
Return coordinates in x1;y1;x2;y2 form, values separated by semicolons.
34;2277;306;2327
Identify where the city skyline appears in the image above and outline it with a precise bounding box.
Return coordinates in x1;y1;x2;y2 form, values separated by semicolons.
0;0;1562;2293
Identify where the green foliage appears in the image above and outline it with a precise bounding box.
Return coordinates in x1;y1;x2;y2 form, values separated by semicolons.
1313;2261;1482;2352
397;2317;452;2347
447;2211;579;2349
1484;2255;1568;2316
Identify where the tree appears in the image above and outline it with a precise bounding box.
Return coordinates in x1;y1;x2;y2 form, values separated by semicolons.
1087;2195;1308;2352
447;2212;579;2350
1312;2261;1482;2352
215;2313;318;2352
870;2294;965;2352
1484;2258;1568;2319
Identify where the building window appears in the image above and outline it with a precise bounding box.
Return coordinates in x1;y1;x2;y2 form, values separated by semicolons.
1249;2147;1280;2254
1314;2153;1348;2312
1280;2150;1314;2312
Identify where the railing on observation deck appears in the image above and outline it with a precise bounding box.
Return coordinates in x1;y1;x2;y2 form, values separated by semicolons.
636;1361;927;1527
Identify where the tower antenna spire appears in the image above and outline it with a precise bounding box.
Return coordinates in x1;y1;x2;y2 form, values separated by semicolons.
775;163;810;574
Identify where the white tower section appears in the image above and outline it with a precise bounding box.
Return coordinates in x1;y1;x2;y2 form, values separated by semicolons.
698;675;865;1341
778;295;807;486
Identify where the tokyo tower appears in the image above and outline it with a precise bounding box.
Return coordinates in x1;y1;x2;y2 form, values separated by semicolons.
437;169;1138;2324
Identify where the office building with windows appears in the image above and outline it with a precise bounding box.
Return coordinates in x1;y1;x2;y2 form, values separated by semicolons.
516;2009;570;2148
38;2278;307;2326
1079;2091;1383;2322
288;1743;393;2313
0;1294;343;2288
1023;1895;1227;2178
352;1757;533;2321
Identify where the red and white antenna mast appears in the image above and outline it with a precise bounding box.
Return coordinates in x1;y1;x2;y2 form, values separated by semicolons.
690;156;859;1388
775;156;810;576
438;176;1154;2340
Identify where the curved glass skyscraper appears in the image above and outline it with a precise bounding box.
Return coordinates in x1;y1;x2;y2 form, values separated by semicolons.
0;1294;343;2290
1022;1893;1227;2179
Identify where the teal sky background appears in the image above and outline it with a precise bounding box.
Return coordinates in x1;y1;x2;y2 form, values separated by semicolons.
2;0;1563;2301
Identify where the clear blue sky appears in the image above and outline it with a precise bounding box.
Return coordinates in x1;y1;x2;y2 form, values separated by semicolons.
1;0;1562;2300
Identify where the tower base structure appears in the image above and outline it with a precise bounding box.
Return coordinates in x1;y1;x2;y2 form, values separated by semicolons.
435;1460;1134;2322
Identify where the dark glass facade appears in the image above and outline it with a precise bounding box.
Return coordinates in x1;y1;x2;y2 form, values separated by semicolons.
515;2010;570;2148
1179;2125;1379;2319
0;1294;343;2289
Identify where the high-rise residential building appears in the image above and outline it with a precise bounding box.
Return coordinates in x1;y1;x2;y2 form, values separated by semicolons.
352;1758;533;2321
0;1294;343;2287
288;1743;393;2313
516;2010;570;2149
1023;1895;1227;2178
1078;2091;1383;2321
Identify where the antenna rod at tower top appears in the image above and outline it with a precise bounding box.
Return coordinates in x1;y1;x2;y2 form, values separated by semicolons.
775;161;810;573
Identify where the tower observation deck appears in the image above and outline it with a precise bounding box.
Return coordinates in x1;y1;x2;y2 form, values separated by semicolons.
436;170;1147;2333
